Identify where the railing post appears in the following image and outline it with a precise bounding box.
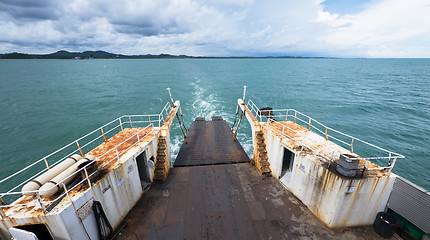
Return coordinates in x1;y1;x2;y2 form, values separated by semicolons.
129;116;133;128
257;109;261;122
282;126;285;134
137;131;140;141
308;119;311;130
242;85;247;101
35;192;47;214
0;206;6;219
234;110;244;139
351;138;354;153
148;115;151;125
43;158;50;170
0;197;6;219
294;111;297;124
115;147;120;162
285;110;289;121
362;160;368;177
387;158;397;175
388;152;392;166
325;128;328;140
119;118;124;131
76;141;84;157
83;167;92;189
101;128;107;142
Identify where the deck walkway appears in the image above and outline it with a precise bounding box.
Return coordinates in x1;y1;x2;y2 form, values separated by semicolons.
114;118;385;240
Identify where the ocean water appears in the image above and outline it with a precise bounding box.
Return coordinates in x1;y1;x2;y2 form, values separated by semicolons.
0;58;429;191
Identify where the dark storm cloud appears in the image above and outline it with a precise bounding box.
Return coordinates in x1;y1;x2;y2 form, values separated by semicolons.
0;0;52;8
0;0;429;57
0;0;60;21
111;19;186;36
83;1;193;37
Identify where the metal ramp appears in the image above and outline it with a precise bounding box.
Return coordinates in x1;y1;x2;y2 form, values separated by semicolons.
174;116;250;167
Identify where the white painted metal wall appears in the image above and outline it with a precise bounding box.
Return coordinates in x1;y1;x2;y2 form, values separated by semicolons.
0;137;159;240
266;129;398;227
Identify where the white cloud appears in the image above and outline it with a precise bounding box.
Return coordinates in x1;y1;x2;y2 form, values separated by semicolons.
318;0;430;57
0;0;429;57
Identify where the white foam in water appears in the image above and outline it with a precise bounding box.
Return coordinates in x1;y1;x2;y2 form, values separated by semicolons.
170;134;183;164
236;132;253;157
190;78;218;118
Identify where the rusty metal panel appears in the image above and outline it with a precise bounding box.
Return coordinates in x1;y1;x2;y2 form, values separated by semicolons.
77;199;94;221
387;176;430;233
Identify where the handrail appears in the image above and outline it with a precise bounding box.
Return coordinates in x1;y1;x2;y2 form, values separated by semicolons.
246;99;405;171
1;124;154;197
0;125;155;220
0;102;172;207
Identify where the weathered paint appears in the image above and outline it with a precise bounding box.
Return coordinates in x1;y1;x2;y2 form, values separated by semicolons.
0;135;158;239
1;211;75;239
288;151;396;227
264;130;285;179
238;99;270;174
0;102;180;239
154;100;179;181
240;99;397;228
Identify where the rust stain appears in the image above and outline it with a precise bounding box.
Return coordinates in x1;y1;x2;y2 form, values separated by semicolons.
269;121;389;179
88;127;154;169
13;196;34;205
340;179;363;226
372;176;390;210
268;121;307;139
370;177;381;197
163;106;176;124
322;167;337;189
2;127;156;220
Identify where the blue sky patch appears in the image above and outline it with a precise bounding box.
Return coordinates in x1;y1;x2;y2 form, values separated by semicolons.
323;0;373;15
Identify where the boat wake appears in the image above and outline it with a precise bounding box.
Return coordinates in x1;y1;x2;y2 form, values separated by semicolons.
190;78;220;118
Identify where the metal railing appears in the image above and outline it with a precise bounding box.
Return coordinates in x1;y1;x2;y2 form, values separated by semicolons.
0;103;172;218
246;99;405;171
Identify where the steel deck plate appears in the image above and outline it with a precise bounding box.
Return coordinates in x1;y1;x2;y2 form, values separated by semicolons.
174;117;250;167
115;163;383;239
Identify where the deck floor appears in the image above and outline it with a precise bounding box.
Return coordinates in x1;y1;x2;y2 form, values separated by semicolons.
114;118;386;240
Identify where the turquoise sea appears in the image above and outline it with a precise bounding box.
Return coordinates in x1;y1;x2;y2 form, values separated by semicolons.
0;59;429;191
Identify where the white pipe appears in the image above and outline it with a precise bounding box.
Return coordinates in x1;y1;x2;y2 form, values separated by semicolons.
39;155;95;198
21;154;82;196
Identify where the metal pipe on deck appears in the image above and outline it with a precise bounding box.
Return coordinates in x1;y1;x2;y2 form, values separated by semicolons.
21;154;83;196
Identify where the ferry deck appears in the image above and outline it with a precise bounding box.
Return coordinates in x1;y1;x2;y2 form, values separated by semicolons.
114;117;385;239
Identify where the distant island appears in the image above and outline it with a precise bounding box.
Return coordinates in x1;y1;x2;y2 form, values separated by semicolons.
0;50;319;59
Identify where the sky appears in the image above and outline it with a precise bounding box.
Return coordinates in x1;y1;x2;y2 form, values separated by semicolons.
0;0;429;57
